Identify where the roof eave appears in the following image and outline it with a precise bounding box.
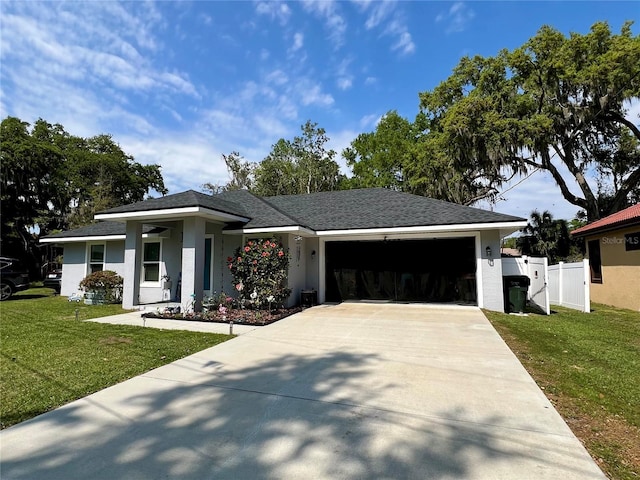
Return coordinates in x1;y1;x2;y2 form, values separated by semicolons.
40;231;166;244
95;206;250;224
223;225;316;236
571;218;640;237
315;221;527;237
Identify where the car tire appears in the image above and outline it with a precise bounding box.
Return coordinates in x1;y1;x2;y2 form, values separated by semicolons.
0;282;13;301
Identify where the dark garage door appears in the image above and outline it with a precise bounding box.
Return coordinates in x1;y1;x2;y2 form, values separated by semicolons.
325;238;477;304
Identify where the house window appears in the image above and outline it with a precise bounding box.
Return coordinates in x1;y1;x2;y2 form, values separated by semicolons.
142;241;161;283
625;232;640;251
88;244;105;273
589;239;602;284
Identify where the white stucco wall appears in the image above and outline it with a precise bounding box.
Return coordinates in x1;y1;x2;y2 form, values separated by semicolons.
305;237;320;293
221;234;242;296
284;234;307;307
60;243;87;297
60;241;127;298
480;230;505;312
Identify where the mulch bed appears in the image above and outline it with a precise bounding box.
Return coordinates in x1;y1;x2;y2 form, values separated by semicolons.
141;306;303;326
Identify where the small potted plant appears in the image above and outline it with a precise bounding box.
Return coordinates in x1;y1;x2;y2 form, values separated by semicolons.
162;274;172;291
79;270;123;305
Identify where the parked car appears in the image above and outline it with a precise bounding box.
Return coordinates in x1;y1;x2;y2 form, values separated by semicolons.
0;257;31;301
43;269;62;293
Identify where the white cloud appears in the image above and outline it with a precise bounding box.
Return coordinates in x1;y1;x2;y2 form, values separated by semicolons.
328;127;360;173
357;1;415;56
364;76;377;86
290;32;304;52
391;31;415;55
120;134;229;194
255;1;291;26
299;81;335;107
265;70;289;86
302;0;347;49
337;78;353;90
359;113;381;129
0;2;197;137
363;1;395;30
435;2;475;34
335;57;354;91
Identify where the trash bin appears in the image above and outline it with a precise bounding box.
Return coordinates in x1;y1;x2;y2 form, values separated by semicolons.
301;289;317;308
503;275;530;313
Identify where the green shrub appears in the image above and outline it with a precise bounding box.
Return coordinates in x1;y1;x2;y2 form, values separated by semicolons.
79;270;123;303
228;238;291;309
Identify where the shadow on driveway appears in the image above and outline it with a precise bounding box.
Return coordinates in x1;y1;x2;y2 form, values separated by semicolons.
1;304;605;479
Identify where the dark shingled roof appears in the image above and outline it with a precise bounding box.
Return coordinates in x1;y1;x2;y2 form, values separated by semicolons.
99;190;248;218
263;188;524;231
44;222;163;239
45;188;526;240
216;190;302;229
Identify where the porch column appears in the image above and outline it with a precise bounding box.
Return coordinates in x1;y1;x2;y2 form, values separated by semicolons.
123;221;142;309
181;217;205;312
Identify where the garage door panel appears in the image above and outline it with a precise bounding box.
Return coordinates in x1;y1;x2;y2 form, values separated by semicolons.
326;239;477;305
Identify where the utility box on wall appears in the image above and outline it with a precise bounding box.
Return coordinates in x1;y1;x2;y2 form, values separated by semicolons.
301;289;317;308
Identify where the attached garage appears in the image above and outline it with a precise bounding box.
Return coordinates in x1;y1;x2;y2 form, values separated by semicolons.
45;187;527;313
325;237;477;304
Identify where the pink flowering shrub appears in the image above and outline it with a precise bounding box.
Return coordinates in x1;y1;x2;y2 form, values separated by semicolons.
228;238;291;309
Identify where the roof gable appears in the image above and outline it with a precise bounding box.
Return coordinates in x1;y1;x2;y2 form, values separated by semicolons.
99;190;248;218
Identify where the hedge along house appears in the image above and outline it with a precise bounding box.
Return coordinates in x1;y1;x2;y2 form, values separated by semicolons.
41;188;527;312
571;203;640;311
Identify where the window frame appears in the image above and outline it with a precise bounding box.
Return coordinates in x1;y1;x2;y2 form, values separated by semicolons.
86;243;106;275
624;232;640;251
141;240;162;285
588;239;602;284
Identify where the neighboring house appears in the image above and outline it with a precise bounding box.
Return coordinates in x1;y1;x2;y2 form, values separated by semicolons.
571;204;640;311
500;247;521;257
41;188;527;312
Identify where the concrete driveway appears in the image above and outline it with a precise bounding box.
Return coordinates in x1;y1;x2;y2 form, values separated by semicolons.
0;303;604;479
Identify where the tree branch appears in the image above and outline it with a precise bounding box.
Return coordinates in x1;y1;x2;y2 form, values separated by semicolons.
609;167;640;214
538;150;589;210
602;110;640;140
549;143;599;218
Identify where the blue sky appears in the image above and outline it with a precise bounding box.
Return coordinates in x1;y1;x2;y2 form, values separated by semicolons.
1;1;637;221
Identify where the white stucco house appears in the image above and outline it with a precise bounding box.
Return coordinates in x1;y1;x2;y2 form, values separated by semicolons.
41;188;527;312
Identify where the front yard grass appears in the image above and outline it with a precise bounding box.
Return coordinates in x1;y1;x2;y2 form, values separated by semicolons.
484;304;640;480
0;287;232;429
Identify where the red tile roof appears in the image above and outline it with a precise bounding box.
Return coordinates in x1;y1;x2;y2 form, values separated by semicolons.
571;204;640;236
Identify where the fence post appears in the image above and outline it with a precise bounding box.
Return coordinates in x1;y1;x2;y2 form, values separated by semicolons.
583;258;590;313
558;261;564;307
543;256;550;315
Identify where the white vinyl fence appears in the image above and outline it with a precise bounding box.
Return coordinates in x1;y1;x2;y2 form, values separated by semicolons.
548;259;590;312
502;256;550;315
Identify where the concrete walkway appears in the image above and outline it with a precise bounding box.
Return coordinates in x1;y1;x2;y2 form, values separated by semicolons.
0;303;604;479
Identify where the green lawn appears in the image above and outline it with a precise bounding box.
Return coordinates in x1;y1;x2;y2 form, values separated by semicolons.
485;304;640;480
0;287;232;429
